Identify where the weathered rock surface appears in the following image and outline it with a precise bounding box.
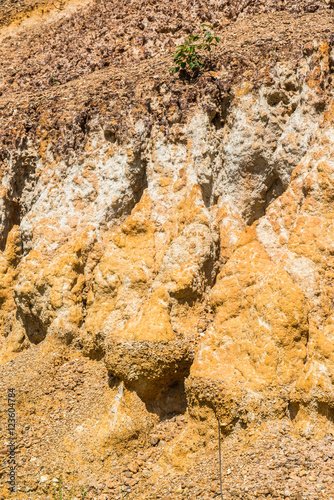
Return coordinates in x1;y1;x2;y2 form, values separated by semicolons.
1;0;334;498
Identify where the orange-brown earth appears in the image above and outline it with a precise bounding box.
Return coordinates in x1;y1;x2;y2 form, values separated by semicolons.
1;0;334;499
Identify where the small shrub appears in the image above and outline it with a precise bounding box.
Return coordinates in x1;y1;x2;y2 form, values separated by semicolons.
52;476;87;500
49;76;60;85
170;24;221;74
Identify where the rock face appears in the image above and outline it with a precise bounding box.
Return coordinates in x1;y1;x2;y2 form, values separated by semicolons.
1;0;334;498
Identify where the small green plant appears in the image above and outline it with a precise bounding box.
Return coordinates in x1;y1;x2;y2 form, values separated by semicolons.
49;76;60;85
81;487;87;498
52;475;87;500
170;24;220;74
52;476;67;500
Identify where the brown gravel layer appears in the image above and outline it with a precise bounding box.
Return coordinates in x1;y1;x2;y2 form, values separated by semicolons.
0;0;333;30
97;420;334;500
137;421;334;500
3;345;334;499
1;7;334;163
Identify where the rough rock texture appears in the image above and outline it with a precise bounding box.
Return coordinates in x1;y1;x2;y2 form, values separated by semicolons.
1;0;334;498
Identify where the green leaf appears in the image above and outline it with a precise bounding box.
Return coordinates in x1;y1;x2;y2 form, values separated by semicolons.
70;479;74;500
171;25;219;77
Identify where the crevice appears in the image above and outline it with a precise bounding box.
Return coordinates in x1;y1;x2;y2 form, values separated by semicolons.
168;234;221;307
104;129;116;143
105;341;194;419
239;418;248;430
86;345;105;361
265;176;284;210
199;177;214;209
108;373;120;390
318;402;334;424
244;170;286;226
143;379;188;419
303;316;310;365
0;151;37;252
203;238;221;289
213;93;232;131
288;401;300;421
133;156;148;204
107;154;148;223
198;90;232;209
212;114;224;130
17;310;47;345
0;199;20;252
75;111;89;135
75;330;106;360
107;373;188;420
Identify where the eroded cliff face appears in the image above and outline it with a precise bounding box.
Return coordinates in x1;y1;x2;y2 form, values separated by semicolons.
1;0;334;498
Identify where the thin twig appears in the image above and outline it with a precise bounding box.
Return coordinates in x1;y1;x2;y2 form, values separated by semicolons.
218;418;223;500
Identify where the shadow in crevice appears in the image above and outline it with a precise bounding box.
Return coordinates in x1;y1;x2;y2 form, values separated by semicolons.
108;373;121;391
144;379;188;420
198;94;231;209
133;156;148;205
108;155;148;224
239;419;248;430
244;168;285;226
17;310;47;345
0;199;20;252
0;152;37;253
199;178;214;209
76;330;105;361
288;401;300;421
85;345;105;361
107;373;188;421
318;402;334;424
213;93;232;131
265;176;284;210
106;340;193;421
